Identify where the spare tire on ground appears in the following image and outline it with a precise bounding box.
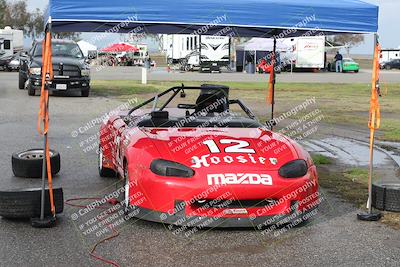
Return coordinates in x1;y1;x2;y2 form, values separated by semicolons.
372;183;400;212
12;149;60;178
0;187;63;219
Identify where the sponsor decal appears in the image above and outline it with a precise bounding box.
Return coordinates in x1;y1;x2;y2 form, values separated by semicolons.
207;173;273;186
191;154;266;168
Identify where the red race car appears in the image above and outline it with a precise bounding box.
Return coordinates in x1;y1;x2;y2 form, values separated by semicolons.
256;59;273;74
99;84;319;227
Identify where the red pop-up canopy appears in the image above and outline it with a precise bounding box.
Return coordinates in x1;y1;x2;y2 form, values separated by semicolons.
101;43;139;53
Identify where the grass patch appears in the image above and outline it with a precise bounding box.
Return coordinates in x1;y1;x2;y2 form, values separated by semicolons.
319;167;368;208
90;80;400;141
343;168;369;184
318;166;400;229
91;80;161;96
312;154;331;165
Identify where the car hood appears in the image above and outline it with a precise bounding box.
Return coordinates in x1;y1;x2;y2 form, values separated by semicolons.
30;56;84;67
139;127;300;171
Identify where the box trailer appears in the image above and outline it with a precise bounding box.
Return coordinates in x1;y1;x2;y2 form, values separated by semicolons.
281;36;325;70
0;26;24;58
379;49;400;64
160;34;230;72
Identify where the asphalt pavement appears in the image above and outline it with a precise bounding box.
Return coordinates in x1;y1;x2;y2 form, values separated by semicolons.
0;71;399;267
91;66;400;83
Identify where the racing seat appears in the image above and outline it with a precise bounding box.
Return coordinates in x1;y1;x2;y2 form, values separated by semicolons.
194;85;229;114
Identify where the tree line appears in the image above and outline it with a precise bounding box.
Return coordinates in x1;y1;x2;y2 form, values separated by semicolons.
0;0;79;39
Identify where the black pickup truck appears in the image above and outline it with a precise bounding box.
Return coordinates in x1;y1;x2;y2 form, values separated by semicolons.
19;39;91;96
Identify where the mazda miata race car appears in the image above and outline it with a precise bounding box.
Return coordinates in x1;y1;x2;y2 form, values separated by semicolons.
99;84;319;227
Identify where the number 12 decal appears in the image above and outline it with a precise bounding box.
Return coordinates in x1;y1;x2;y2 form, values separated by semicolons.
203;139;255;154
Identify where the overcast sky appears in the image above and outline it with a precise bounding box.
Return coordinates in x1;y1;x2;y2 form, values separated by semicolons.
20;0;400;54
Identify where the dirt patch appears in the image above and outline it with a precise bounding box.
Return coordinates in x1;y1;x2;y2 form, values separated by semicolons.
315;156;400;230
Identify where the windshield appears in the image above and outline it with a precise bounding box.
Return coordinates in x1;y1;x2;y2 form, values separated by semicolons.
33;42;83;59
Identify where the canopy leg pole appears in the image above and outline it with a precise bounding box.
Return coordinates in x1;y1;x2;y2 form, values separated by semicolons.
31;19;57;228
40;101;48;221
357;33;382;222
242;51;245;73
270;37;277;130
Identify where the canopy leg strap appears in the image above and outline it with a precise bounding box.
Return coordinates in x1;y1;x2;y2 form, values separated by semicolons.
267;37;277;130
358;34;382;221
32;26;56;228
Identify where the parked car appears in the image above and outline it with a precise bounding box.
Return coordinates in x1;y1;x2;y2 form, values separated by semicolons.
327;58;359;73
256;59;273;74
380;59;400;70
5;54;20;71
0;54;13;71
19;39;91;96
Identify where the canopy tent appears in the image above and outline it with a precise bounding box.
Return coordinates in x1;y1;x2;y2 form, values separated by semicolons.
100;43;139;53
236;38;291;73
237;38;290;52
36;0;381;226
77;40;97;57
44;0;378;36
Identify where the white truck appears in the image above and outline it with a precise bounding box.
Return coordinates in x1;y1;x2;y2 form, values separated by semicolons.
160;34;230;72
281;36;325;70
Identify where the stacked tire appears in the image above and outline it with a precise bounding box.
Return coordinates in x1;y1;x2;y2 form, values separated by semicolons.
0;149;63;219
372;183;400;212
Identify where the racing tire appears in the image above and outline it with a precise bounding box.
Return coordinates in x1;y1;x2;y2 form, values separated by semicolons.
372;183;400;212
18;72;26;90
98;147;116;177
81;88;90;97
12;149;61;178
0;188;63;219
27;84;35;96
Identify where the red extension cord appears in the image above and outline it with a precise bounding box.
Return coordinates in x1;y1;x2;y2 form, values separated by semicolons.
65;197;121;267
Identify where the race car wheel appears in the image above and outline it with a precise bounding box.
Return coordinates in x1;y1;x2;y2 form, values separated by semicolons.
0;187;63;219
27;84;35;96
81;88;90;97
12;149;60;178
98;147;116;177
18;72;26;89
372;183;400;212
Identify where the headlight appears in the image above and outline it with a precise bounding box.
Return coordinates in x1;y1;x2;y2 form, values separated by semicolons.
150;159;195;178
29;67;41;75
81;69;90;76
278;159;308;178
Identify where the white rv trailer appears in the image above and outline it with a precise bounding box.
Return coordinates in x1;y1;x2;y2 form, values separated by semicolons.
379;49;400;64
160;34;230;72
281;36;326;70
0;26;24;58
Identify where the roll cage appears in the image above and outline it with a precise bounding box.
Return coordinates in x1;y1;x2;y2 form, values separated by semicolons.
127;84;257;120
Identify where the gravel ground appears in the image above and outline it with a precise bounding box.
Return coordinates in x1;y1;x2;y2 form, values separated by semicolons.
0;71;399;267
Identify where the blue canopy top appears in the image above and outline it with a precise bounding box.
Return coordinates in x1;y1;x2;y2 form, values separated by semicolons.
45;0;378;37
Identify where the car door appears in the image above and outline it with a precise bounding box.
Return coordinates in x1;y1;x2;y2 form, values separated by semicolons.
19;44;35;78
395;59;400;69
